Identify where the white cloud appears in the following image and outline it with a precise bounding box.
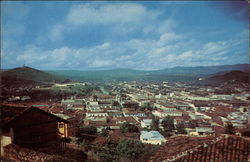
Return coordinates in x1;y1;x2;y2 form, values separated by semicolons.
203;41;227;54
11;27;239;70
157;32;182;46
67;3;160;25
49;24;64;43
158;19;177;34
91;59;113;68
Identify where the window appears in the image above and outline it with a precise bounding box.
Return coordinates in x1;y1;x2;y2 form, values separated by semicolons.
59;123;64;128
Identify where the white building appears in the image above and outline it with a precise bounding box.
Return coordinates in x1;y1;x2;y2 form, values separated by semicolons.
154;103;177;111
86;111;108;118
152;110;182;117
195;127;214;135
140;131;166;145
141;119;153;129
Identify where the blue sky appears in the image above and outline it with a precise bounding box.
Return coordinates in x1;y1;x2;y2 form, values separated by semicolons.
2;1;249;70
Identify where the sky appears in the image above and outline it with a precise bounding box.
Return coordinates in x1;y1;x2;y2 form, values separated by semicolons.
1;1;249;70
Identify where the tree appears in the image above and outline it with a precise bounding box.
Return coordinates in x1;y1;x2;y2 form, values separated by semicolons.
76;126;97;136
146;102;154;111
151;116;159;131
116;139;145;161
225;122;235;135
93;95;98;101
112;101;120;106
120;122;138;133
95;143;120;162
100;127;110;136
176;122;187;134
161;116;175;136
139;106;146;111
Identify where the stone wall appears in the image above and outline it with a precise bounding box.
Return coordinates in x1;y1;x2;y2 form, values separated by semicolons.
1;135;12;156
3;144;72;162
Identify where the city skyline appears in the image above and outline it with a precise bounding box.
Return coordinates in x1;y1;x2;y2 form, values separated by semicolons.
2;1;249;70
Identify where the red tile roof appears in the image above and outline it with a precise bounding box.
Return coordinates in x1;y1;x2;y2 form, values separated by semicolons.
149;135;218;162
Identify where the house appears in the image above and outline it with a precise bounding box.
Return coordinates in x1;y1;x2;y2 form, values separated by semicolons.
195;127;214;135
189;112;212;120
122;101;139;108
1;105;69;156
61;98;84;108
141;119;152;129
98;101;112;108
85;110;108;119
152;109;182;117
96;94;115;102
122;108;146;117
53;113;73;137
86;101;100;111
107;109;123;117
140;131;166;145
154;103;177;111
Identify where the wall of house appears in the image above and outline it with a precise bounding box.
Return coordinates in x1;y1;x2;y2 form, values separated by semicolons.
140;139;165;145
3;144;67;162
1;135;12;156
9;110;60;148
13;122;58;148
58;122;68;137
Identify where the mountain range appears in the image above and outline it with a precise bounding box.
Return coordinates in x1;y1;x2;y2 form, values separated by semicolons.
1;64;249;85
198;70;249;85
48;64;250;82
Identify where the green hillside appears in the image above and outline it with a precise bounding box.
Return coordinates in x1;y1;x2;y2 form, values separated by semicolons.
2;66;66;84
48;64;250;82
196;70;249;86
2;64;249;84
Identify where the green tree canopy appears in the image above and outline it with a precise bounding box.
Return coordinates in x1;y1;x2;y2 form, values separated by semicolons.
225;122;235;135
76;126;97;136
100;127;110;136
161;116;175;136
151;116;159;131
120;122;138;133
112;101;120;106
176;122;187;134
116;139;145;161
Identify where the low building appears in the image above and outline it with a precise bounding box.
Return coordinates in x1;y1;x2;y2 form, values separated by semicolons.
141;119;152;129
152;110;182;117
195;127;214;135
1;105;68;156
123;108;146;117
154;103;177;111
140;131;166;145
86;110;108;118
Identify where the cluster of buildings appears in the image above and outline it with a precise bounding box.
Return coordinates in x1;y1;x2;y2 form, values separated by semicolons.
1;80;250;161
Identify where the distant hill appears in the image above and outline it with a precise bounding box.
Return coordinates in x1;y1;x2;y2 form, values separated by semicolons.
48;64;250;82
1;66;66;86
2;64;249;84
48;68;148;82
197;70;249;85
155;64;250;76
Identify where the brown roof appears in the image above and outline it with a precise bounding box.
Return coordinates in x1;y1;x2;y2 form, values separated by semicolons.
213;106;238;113
174;135;250;162
1;104;29;125
1;104;68;128
149;136;218;162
